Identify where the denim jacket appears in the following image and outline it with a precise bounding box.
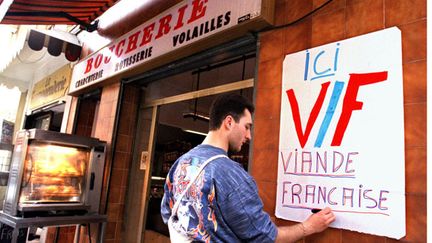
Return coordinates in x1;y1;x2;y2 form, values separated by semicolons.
161;144;277;242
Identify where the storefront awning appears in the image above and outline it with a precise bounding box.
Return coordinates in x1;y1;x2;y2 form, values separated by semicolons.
0;28;76;91
0;0;118;31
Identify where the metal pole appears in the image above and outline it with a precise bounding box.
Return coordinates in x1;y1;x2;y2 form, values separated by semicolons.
74;225;81;243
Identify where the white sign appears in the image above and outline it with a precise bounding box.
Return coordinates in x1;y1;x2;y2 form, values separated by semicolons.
69;0;262;94
276;27;405;239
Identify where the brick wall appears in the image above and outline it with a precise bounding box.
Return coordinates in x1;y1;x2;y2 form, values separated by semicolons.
251;0;426;242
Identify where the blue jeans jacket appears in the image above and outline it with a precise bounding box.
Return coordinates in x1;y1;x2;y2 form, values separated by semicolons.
161;144;277;242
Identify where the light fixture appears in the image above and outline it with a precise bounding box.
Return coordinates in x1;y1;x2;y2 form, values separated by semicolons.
182;112;209;122
183;69;210;122
183;129;207;137
27;29;83;61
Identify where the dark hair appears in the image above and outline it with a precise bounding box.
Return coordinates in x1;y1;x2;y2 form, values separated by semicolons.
209;93;254;131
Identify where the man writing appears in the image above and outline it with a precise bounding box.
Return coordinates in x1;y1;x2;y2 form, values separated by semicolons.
161;93;335;242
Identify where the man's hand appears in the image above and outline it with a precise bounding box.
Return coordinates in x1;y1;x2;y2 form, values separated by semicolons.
275;207;335;243
303;207;335;235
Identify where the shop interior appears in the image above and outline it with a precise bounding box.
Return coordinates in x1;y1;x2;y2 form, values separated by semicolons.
140;55;255;236
145;91;253;235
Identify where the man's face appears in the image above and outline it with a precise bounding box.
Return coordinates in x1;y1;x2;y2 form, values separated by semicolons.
228;109;252;152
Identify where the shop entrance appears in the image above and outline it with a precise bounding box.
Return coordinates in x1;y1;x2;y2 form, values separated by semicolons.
145;90;253;237
123;54;256;242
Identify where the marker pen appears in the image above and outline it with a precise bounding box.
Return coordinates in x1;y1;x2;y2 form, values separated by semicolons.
311;208;321;214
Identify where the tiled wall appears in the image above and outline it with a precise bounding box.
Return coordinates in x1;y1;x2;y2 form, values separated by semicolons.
67;83;140;243
251;0;426;242
101;84;140;243
94;83;121;243
45;95;103;243
75;98;98;137
63;82;125;243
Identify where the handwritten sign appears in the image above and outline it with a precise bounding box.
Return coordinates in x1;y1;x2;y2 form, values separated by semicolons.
275;27;405;239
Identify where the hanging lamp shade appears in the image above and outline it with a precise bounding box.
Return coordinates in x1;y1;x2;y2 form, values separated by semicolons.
65;43;82;62
47;37;63;56
27;30;46;51
27;29;82;61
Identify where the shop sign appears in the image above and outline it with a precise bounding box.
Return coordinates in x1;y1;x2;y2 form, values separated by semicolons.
30;65;71;110
69;0;262;94
276;27;405;239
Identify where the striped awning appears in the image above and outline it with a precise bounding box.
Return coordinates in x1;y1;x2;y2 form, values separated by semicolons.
1;0;118;31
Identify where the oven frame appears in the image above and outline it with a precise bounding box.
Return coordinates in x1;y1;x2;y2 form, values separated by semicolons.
3;129;106;217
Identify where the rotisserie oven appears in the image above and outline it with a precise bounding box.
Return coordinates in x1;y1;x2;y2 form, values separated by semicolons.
3;129;106;217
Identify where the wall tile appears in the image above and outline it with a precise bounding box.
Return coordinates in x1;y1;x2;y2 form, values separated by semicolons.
403;60;426;103
284;20;312;55
311;9;346;47
256;58;283;90
117;204;125;221
98;101;114;119
250;148;278;182
399;20;426;63
102;117;112;138
110;99;119;117
143;230;171;243
341;230;386;243
313;0;346;16
385;236;407;242
254;87;281;120
284;0;313;24
119;187;127;204
45;228;57;243
116;134;132;152
404;103;426;147
346;0;384;38
121;169;130;187
113;151;130;169
306;227;342;242
74;97;99;137
259;29;285;63
115;226;123;243
252;117;281;150
274;1;288;26
404;194;426;242
405;147;426;195
108;186;122;204
255;180;277;215
274;217;298;227
118;116;132;136
250;222;338;243
105;222;117;239
110;168;125;187
122;85;140;104
94;117;113;141
118;102;137;135
101;82;121;102
120;101;137;119
385;0;426;27
66;97;78;133
107;203;121;222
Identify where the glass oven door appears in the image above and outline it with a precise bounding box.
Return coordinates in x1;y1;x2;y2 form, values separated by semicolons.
19;142;89;204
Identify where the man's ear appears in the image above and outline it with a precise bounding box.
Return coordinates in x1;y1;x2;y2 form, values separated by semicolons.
223;115;234;130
